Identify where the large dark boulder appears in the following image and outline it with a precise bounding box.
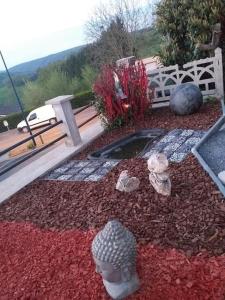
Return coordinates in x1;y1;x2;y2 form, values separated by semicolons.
170;83;203;115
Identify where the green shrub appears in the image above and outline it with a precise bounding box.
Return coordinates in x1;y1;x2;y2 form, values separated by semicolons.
27;141;36;150
156;0;225;66
71;90;95;109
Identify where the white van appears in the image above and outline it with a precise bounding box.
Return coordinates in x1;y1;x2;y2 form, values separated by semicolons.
17;105;56;133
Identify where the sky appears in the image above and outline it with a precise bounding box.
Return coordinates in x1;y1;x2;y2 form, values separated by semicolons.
0;0;152;68
0;0;105;68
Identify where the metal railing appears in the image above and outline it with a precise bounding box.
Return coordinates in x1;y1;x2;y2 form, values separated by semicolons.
0;120;63;157
0;133;67;177
0;120;66;177
0;104;99;177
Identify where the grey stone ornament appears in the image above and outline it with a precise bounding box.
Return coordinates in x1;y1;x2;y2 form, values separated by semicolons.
92;220;140;299
170;83;203;115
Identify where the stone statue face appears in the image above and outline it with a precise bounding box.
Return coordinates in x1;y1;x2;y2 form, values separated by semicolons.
94;257;121;283
92;220;140;299
92;220;137;282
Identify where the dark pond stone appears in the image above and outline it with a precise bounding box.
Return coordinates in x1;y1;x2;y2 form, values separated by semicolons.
170;83;203;115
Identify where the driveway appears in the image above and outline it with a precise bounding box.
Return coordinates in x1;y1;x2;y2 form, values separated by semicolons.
0;106;98;157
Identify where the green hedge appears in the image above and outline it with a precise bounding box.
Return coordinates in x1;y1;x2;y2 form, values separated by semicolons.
0;91;95;133
0;111;29;133
71;90;95;109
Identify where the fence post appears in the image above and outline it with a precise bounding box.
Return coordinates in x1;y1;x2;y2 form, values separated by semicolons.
46;95;82;147
214;48;224;98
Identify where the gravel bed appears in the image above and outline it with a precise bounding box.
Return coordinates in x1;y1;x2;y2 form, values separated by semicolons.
1;155;225;256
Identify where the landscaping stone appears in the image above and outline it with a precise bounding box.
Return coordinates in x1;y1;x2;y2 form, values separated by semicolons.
57;174;73;180
46;171;61;180
85;174;104;181
71;174;87;181
147;152;168;173
43;159;120;182
80;167;97;175
65;167;82;175
143;129;206;162
170;83;203;115
73;161;90;168
103;161;119;168
148;153;171;196
53;166;71;173
96;168;112;175
116;170;140;192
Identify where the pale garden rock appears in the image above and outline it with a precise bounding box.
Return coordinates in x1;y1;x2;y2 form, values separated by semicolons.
218;170;225;185
116;170;140;192
149;171;171;196
147;153;171;196
147;152;169;173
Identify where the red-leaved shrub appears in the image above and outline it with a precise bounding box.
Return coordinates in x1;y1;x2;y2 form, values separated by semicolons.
93;62;151;128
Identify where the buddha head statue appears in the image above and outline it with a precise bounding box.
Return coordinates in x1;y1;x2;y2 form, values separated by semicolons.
91;220;137;283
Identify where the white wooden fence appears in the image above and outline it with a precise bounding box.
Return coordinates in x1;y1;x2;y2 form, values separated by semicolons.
147;48;224;108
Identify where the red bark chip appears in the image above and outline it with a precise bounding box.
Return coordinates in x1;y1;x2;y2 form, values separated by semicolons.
1;156;224;256
1;222;225;300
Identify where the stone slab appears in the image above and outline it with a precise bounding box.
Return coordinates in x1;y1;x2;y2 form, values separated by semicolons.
43;159;120;182
143;129;205;162
192;115;225;198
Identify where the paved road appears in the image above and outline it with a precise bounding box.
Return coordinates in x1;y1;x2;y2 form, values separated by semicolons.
0;106;98;157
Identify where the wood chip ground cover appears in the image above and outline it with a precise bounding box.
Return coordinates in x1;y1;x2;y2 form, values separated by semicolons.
1;156;225;256
1;222;225;299
1;102;225;298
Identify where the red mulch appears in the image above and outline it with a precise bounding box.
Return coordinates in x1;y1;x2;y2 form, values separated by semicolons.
1;156;225;256
74;102;221;159
1;222;225;300
0;102;224;299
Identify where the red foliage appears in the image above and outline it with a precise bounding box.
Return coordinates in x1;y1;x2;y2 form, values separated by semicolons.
1;221;225;300
94;62;150;124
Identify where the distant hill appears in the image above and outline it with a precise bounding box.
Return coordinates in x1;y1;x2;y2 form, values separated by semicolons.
0;103;20;116
9;45;85;75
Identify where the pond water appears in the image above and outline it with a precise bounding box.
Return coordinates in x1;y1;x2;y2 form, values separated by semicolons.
106;137;152;159
88;129;167;160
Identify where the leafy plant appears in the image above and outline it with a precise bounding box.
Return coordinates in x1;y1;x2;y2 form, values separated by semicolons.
27;141;36;150
156;0;225;66
93;62;150;129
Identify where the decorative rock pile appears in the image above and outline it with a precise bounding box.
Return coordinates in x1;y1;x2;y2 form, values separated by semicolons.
116;170;140;192
147;153;171;196
116;154;171;196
